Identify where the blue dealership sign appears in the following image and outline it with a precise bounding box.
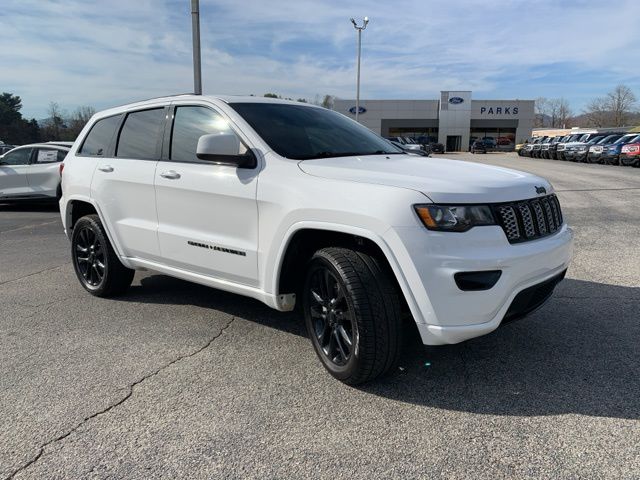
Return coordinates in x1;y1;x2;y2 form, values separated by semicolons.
348;106;367;114
449;96;464;104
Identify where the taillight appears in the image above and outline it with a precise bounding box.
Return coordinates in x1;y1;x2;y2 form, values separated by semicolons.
622;144;640;154
59;163;65;176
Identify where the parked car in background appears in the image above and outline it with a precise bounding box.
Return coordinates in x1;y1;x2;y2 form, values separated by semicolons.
531;136;549;158
548;135;569;159
416;135;444;153
541;136;562;159
1;143;17;155
470;139;489;154
482;137;497;149
555;133;595;160
557;133;600;161
599;133;640;165
561;135;604;162
586;134;624;163
390;140;430;156
0;142;70;202
385;137;424;154
620;141;640;167
515;139;530;156
522;137;541;157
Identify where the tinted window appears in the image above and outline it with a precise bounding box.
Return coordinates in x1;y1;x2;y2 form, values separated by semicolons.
117;108;165;159
80;115;121;156
614;135;636;144
230;103;401;160
1;148;31;165
170;106;245;162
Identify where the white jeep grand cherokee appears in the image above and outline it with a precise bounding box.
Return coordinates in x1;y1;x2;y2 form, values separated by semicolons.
60;95;573;384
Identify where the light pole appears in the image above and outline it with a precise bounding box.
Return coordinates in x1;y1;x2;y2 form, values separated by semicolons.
350;17;369;122
191;0;202;95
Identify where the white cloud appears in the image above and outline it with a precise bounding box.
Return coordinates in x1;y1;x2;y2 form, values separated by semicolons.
0;0;637;118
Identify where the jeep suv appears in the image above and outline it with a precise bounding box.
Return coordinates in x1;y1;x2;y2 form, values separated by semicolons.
60;95;573;384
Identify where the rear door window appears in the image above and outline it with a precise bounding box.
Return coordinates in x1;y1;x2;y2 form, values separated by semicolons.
79;115;122;156
116;108;165;160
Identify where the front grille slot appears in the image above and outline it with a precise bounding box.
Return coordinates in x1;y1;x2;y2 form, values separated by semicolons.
494;194;564;244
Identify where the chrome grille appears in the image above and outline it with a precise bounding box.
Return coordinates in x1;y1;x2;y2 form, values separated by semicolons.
494;194;564;243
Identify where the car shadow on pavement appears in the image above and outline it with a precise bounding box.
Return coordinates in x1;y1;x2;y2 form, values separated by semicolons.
0;202;59;212
122;275;638;420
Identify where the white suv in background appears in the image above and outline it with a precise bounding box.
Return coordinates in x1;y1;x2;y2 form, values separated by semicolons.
0;142;71;201
60;95;573;384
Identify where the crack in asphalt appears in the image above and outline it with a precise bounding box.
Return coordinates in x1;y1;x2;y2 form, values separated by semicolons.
0;219;61;234
3;316;236;480
0;264;69;286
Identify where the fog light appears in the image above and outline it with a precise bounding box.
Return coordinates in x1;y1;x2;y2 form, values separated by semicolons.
454;270;502;291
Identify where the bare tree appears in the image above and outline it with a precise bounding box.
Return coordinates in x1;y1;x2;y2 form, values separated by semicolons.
534;97;549;127
42;102;66;140
557;98;572;128
583;97;611;127
547;98;561;128
67;106;96;139
606;84;636;127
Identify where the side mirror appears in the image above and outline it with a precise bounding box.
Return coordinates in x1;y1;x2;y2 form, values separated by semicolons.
196;133;256;168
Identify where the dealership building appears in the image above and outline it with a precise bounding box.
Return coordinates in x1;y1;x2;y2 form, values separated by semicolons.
334;91;535;151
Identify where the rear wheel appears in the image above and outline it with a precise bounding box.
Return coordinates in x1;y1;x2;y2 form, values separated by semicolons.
71;214;134;297
303;247;403;385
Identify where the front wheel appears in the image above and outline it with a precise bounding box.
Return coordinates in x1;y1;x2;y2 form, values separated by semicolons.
71;214;135;297
303;247;403;385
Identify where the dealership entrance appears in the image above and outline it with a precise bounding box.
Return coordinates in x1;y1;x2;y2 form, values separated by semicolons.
446;135;462;152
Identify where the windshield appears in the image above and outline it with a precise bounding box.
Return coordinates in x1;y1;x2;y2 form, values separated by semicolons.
229;103;402;159
614;135;637;144
598;135;621;144
587;136;604;144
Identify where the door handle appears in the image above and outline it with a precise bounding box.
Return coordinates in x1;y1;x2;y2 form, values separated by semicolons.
98;165;114;173
160;170;181;179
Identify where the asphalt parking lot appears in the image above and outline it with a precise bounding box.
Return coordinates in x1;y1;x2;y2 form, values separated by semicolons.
1;153;638;479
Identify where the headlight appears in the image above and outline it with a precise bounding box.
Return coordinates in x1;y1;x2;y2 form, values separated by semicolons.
414;204;496;232
578;146;587;152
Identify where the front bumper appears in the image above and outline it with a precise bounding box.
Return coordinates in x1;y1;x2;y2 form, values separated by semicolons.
564;150;587;161
600;152;619;164
385;224;574;345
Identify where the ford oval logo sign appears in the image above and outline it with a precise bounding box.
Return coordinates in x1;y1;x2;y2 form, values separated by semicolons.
449;96;464;104
348;106;367;114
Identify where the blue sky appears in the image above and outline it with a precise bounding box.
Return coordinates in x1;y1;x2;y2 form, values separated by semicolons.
0;0;638;119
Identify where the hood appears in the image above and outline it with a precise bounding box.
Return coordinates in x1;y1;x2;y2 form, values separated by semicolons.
298;154;552;203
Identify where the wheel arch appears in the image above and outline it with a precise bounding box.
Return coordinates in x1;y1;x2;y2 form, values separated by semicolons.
64;197;130;266
273;223;418;318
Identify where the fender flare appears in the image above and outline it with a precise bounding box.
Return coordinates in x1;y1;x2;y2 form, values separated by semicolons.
64;196;134;268
269;220;425;324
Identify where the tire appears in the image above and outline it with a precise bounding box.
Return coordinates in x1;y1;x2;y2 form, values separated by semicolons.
71;214;135;297
303;247;402;385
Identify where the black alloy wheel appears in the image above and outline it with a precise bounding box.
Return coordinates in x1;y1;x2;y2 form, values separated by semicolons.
74;225;106;289
303;247;403;385
307;265;356;367
71;214;135;297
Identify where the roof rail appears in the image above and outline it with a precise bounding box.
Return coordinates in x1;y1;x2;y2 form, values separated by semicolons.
108;93;196;110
